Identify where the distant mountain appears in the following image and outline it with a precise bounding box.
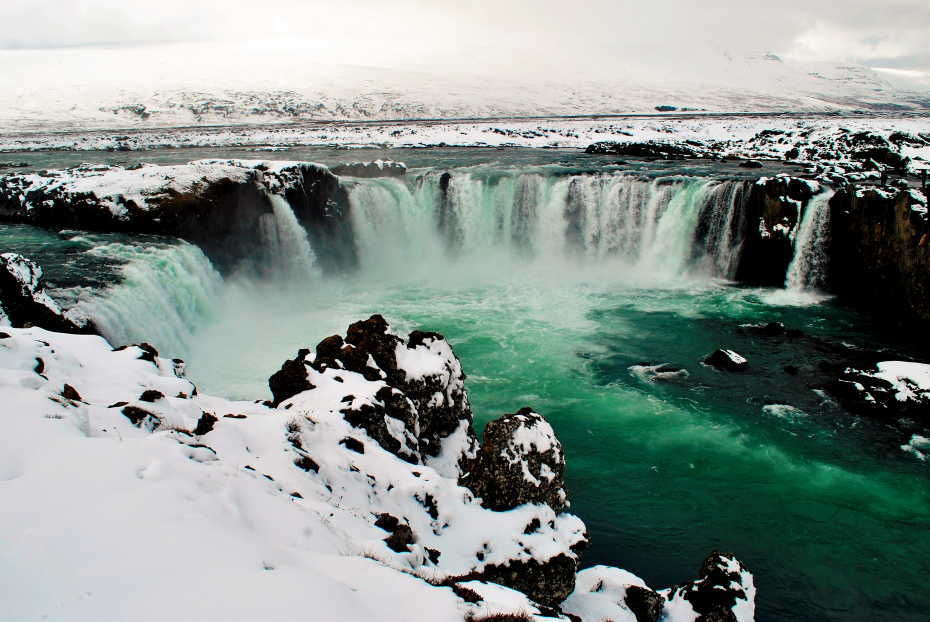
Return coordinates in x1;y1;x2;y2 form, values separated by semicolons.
0;49;926;133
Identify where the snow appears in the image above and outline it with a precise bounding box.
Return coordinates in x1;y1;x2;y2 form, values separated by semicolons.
562;566;648;622
723;350;748;365
0;252;64;316
0;326;581;620
0;315;755;620
873;361;930;402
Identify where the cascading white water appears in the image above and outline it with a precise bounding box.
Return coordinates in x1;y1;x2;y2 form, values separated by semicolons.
346;172;749;283
63;240;224;356
258;193;319;281
786;190;835;291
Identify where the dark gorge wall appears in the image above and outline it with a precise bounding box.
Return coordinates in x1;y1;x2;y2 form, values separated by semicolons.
829;185;930;323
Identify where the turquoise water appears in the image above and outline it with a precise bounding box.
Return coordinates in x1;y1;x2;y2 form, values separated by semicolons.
1;148;928;621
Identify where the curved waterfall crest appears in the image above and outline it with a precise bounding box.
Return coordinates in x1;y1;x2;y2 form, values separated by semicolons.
346;171;751;280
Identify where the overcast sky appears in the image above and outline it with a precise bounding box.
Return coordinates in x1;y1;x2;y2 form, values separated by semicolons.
0;0;927;85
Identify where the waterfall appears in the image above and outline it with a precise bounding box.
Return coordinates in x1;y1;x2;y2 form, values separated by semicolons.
786;190;835;291
258;193;319;281
63;240;224;357
344;172;749;282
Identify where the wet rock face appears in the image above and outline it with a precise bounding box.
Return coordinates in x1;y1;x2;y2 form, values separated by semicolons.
0;161;357;276
829;186;930;324
0;253;94;334
282;165;358;273
463;407;568;512
666;552;754;622
704;349;749;372
826;365;930;422
330;161;406;179
735;177;816;286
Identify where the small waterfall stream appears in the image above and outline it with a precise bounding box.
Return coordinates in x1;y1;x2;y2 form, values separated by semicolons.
258;193;319;281
786;190;835;291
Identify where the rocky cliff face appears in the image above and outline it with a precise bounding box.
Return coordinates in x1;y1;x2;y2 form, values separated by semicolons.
735;176;819;286
829;185;930;323
0;253;94;334
0;160;359;275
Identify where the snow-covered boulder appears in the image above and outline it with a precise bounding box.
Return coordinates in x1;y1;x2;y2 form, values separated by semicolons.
464;407;568;513
0;253;93;334
827;361;930;421
269;314;478;476
661;552;756;622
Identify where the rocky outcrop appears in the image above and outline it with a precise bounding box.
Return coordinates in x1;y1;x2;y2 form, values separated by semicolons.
268;316;593;605
734;176;818;286
0;253;94;334
462;407;568;512
586;141;698;159
829;185;930;323
269;314;477;474
0;160;357;275
331;160;406;179
825;361;930;423
704;349;749;372
662;552;756;622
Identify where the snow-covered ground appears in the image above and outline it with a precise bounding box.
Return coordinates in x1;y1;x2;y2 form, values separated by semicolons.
0;257;756;621
2;115;928;178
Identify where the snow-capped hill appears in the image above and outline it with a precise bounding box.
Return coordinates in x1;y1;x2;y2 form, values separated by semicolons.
0;46;926;134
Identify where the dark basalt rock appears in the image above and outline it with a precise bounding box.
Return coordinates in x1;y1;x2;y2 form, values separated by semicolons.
331;161;406;179
463;407;568;513
193;412;218;436
585;141;697;159
341;386;419;463
704;349;749;372
121;405;161;430
437;172;463;255
625;585;666;622
738;160;763;168
829;185;930;324
340;437;365;453
268;348;314;407
269;315;477;470
668;552;752;622
825;366;930;422
734;177;817;287
0;254;95;335
478;554;577;608
61;384;82;402
139;389;164;402
374;513;418;554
